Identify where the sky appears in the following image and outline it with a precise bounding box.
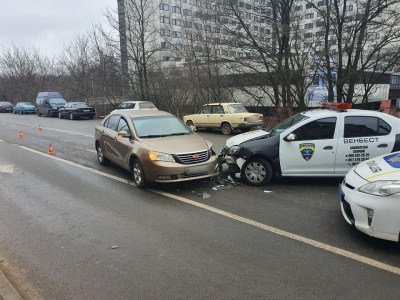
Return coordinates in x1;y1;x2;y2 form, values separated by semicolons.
0;0;117;57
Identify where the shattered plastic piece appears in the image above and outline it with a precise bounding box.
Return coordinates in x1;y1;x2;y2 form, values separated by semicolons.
202;193;211;199
227;175;235;183
111;245;119;249
213;185;227;190
264;190;273;193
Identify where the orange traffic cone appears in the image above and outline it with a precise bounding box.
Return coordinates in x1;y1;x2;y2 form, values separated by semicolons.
19;131;24;139
39;125;43;132
48;144;55;155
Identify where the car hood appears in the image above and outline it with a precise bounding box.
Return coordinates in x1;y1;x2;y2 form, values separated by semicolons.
224;129;269;148
139;134;211;153
354;152;400;182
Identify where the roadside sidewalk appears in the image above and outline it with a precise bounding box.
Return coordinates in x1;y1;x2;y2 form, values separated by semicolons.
0;259;23;300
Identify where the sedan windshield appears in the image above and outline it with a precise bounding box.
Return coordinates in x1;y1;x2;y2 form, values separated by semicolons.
227;104;248;113
133;116;192;138
21;102;34;106
268;113;309;137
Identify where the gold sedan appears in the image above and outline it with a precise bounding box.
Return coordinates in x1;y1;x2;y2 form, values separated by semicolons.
95;110;218;188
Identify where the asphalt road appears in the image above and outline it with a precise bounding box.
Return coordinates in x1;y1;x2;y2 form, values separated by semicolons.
1;113;400;299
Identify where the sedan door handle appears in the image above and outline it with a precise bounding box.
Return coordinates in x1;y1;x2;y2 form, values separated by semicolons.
377;144;388;148
323;146;333;150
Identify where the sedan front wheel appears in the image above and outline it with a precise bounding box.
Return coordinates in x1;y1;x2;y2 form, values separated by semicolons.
58;112;63;119
132;159;147;189
69;113;75;120
241;157;273;186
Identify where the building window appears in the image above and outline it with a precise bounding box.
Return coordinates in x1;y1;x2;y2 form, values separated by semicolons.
173;31;182;38
159;3;170;10
318;1;325;6
306;3;313;9
161;42;171;49
346;5;354;11
304;33;313;39
183;21;192;28
172;6;181;13
304;23;313;29
160;29;171;36
295;5;303;11
160;16;170;24
305;13;314;19
183;9;192;16
172;19;181;26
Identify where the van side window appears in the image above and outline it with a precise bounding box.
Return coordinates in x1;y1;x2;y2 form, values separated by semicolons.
344;116;391;138
294;117;336;140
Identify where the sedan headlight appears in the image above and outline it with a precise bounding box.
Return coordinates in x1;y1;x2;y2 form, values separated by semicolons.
228;145;241;155
149;151;175;162
358;181;400;196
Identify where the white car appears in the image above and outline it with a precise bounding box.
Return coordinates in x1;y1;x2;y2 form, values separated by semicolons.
116;101;158;110
340;151;400;241
220;102;400;186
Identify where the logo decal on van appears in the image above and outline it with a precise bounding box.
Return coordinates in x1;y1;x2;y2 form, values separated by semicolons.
299;143;315;161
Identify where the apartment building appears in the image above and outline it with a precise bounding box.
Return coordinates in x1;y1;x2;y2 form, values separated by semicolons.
117;0;400;104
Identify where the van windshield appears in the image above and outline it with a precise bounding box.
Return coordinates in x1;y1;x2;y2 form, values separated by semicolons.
49;98;67;105
268;113;309;137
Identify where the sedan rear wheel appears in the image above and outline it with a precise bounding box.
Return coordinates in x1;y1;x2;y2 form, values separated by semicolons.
132;159;147;189
221;123;232;135
241;157;273;186
19;111;23;115
96;144;109;166
186;120;194;127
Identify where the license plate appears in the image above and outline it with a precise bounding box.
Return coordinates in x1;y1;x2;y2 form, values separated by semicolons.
83;110;89;112
185;164;210;174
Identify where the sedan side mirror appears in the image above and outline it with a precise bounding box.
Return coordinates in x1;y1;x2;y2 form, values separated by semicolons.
284;133;297;142
117;131;130;139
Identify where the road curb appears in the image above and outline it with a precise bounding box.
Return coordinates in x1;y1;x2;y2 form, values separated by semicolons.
0;261;23;300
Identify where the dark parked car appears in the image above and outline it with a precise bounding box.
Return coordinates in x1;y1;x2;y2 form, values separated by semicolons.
13;102;36;114
0;101;14;113
58;102;96;120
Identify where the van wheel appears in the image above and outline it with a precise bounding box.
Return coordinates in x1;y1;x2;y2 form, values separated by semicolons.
132;159;147;189
221;123;232;135
37;111;41;116
241;157;273;186
96;144;109;166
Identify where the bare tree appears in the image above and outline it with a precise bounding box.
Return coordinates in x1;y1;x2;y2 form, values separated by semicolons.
311;0;400;103
0;44;59;103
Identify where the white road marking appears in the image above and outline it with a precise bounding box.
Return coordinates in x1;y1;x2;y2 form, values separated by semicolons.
74;146;97;153
18;145;400;276
41;127;93;137
0;165;14;173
